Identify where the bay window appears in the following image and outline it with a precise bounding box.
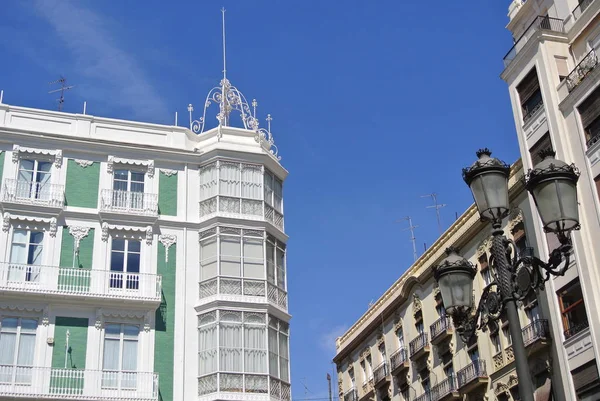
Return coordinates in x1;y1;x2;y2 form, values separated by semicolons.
269;316;289;382
0;318;37;384
267;235;286;290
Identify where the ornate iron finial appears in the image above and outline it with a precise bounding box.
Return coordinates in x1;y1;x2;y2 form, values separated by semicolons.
252;99;258;119
476;148;492;158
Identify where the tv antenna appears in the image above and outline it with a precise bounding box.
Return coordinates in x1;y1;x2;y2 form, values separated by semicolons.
421;193;446;235
48;76;74;111
396;216;418;262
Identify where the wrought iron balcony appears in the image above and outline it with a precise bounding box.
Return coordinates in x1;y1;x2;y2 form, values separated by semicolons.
457;360;488;392
586;132;600;149
0;366;158;400
430;316;453;344
390;347;409;375
199;196;284;231
503;16;565;68
566;49;598;93
572;0;595;19
344;388;358;401
431;376;459;401
564;320;589;339
409;333;430;360
100;189;158;216
414;391;433;401
198;277;288;310
522;319;550;349
373;362;389;387
0;262;162;302
522;98;545;124
360;378;374;400
197;373;289;399
1;179;64;208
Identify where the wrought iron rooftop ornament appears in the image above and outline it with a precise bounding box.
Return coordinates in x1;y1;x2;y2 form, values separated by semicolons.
189;8;280;160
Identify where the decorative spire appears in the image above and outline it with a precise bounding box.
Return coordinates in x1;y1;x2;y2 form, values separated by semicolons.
188;9;280;160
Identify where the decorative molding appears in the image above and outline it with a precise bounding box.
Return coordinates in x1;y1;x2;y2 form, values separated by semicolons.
95;309;104;330
412;294;422;316
393;316;403;331
0;303;44;314
107;155;154;177
376;334;385;347
74;159;94;168
101;222;109;242
507;374;518;388
2;213;9;232
101;223;152;244
12;145;62;168
2;213;56;236
359;347;371;361
494;382;509;396
507;208;524;232
159;234;177;262
144;311;152;332
476;237;492;258
160;169;178;177
69;226;91;254
146;226;153;245
42;307;49;326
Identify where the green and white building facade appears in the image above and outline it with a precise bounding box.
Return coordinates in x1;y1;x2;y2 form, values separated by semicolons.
0;77;290;401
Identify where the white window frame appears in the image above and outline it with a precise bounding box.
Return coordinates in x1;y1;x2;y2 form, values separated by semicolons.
109;237;142;290
0;317;38;384
16;158;54;201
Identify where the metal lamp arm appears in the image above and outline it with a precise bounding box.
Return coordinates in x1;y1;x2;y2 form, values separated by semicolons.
452;282;500;344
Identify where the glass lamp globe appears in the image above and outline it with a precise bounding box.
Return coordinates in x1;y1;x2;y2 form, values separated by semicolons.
432;247;477;316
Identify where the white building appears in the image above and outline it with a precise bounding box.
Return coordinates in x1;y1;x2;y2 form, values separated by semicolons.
501;0;600;398
0;73;291;401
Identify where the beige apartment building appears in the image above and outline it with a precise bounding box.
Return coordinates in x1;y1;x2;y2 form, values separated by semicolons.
501;0;600;398
333;162;562;401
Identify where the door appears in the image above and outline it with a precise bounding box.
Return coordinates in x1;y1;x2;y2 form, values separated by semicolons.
112;170;144;211
17;159;51;201
8;230;43;285
109;239;140;291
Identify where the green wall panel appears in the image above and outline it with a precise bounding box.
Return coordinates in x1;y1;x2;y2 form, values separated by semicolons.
158;172;177;216
154;243;176;401
0;152;5;182
50;317;88;394
64;159;100;208
58;227;95;291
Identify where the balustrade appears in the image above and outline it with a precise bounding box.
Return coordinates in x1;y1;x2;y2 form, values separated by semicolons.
430;316;452;343
100;189;158;216
522;319;549;346
457;360;487;389
409;333;429;358
373;362;388;385
390;348;408;372
566;49;598;93
199;196;284;230
503;16;565;68
1;179;64;208
198;277;288;310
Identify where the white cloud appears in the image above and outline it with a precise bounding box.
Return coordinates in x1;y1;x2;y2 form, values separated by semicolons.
319;324;348;355
32;0;169;121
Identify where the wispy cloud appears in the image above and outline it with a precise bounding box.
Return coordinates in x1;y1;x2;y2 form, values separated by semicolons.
319;324;348;355
32;0;168;121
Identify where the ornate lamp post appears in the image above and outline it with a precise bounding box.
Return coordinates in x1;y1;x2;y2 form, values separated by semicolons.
432;149;580;401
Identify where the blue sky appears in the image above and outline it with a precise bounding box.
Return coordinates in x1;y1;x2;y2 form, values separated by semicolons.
0;1;520;399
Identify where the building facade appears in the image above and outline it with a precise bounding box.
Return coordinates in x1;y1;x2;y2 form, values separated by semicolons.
501;0;600;398
334;163;561;401
0;77;291;401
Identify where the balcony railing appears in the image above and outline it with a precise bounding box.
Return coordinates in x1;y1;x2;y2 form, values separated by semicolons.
199;277;288;310
573;0;595;19
373;362;388;385
199;196;284;230
414;391;434;401
503;16;565;68
409;333;429;357
100;190;158;216
522;98;545;124
564;320;589;339
431;376;458;401
430;316;452;341
0;263;162;301
198;373;290;400
390;348;408;371
1;179;64;208
344;388;358;401
566;49;598;92
457;360;487;388
361;378;374;397
0;366;158;400
522;319;550;346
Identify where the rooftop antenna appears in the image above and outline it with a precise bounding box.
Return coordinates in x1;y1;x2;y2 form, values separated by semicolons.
48;76;74;112
421;193;446;235
396;216;418;262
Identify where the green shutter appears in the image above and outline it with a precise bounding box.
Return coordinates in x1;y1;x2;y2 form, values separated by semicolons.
64;159;100;208
50;317;88;394
58;227;95;291
158;172;178;216
154;242;176;401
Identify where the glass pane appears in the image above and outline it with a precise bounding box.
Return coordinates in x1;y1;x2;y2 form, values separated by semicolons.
1;318;18;331
103;339;120;370
130;182;144;193
12;230;28;244
21;320;37;332
17;333;35;365
19;160;35;171
131;172;145;183
114;170;128;181
30;232;44;244
28;244;43;265
123;325;139;338
128;240;141;253
112;239;125;252
10;244;27;264
127;253;140;273
0;332;16;364
111;252;125;272
122;340;138;371
37;162;52;172
113;180;128;191
105;324;121;336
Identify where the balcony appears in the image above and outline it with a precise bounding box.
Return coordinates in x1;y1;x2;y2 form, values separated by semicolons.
199;277;288;311
373;362;389;388
344;388;358;401
457;360;488;393
389;348;409;376
414;392;434;401
100;189;158;217
566;49;598;93
360;378;374;401
0;262;162;303
199;196;284;231
564;319;589;340
522;319;550;354
573;0;595;19
409;333;430;360
0;366;158;400
431;376;460;401
430;316;453;345
503;16;565;68
1;179;64;211
197;373;290;400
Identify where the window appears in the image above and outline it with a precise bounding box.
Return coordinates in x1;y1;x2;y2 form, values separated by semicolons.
421;377;430;394
558;279;589;339
529;132;553;167
400;386;409;401
268;316;289;382
415;312;424;335
379;343;386;364
9;229;43;282
502;325;512;346
264;169;283;213
578;85;600;147
435;294;445;317
444;363;454;379
349;368;356;389
366;355;373;380
517;68;543;123
511;222;529;258
467;346;479;363
110;239;141;290
555;57;569;82
0;318;37;383
360;360;367;383
479;254;492;286
17;159;52;200
103;324;139;388
111;169;145;211
396;327;405;349
267;235;286;289
491;333;501;355
525;294;541;322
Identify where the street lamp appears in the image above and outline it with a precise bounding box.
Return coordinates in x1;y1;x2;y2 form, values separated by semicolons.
432;148;580;401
